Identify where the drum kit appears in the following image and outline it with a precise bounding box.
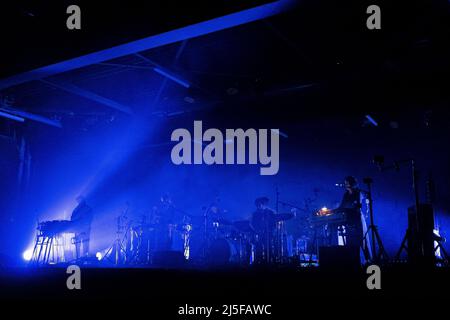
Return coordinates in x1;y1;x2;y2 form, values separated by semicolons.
101;205;300;267
31;198;348;267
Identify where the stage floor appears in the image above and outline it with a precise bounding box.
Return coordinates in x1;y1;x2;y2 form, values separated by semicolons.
1;264;449;300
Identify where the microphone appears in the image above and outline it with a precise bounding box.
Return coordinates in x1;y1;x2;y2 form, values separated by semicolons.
335;183;345;187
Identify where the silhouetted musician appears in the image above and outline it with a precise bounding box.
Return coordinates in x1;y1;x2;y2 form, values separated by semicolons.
152;193;177;250
70;196;93;259
337;176;367;249
251;196;277;263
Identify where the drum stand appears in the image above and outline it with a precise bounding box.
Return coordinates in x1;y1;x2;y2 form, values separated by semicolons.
276;188;311;264
102;214;129;265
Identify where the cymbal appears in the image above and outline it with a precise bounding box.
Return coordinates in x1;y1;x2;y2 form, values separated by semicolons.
274;213;294;221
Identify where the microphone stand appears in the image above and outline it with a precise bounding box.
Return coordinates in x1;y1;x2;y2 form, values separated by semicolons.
274;188;308;264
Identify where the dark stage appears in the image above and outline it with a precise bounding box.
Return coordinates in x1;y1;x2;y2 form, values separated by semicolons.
2;265;450;300
1;0;450;314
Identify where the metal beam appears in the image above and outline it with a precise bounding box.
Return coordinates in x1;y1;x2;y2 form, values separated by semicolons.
0;0;293;90
135;53;191;88
99;62;154;70
0;107;61;128
152;67;190;88
40;79;133;114
0;110;25;122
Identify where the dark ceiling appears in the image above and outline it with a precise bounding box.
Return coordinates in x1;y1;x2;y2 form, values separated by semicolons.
0;0;449;132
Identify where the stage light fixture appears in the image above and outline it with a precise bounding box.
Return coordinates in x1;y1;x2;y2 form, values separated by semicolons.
22;249;33;261
365;114;378;126
96;252;103;260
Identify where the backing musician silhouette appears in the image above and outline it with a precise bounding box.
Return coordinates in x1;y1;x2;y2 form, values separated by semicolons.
70;196;93;259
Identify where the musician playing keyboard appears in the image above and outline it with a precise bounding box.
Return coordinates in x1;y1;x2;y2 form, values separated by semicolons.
337;176;369;254
71;196;93;259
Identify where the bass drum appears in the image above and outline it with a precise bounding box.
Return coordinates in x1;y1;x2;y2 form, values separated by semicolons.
208;238;243;266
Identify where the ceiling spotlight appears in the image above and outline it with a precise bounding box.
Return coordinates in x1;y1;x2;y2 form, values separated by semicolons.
365;114;378;127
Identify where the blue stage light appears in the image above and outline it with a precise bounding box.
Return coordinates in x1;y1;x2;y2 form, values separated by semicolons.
96;252;103;260
22;249;33;261
365;114;378;127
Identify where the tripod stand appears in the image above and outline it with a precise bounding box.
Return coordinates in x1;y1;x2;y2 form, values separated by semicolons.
395;171;449;265
434;234;449;265
377;158;426;263
102;213;130;265
361;178;389;263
